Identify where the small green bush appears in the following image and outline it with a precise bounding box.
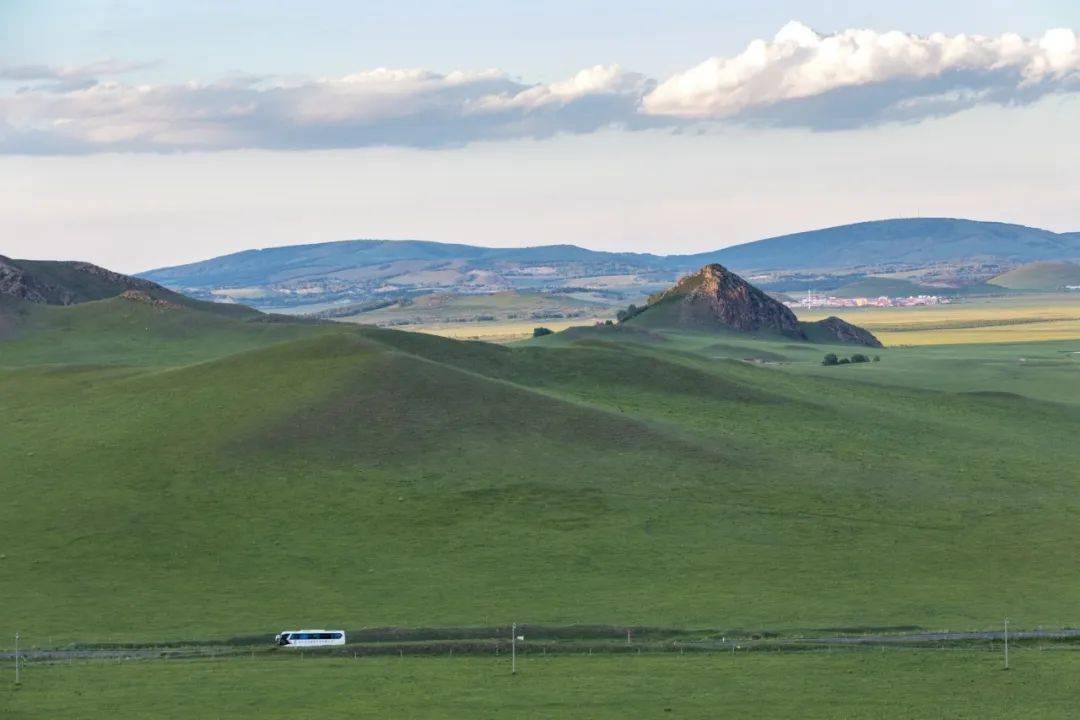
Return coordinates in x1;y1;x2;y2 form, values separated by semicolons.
851;353;870;363
822;353;839;366
838;357;851;364
533;327;554;337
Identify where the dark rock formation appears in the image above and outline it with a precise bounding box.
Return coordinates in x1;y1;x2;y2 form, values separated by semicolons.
639;263;805;337
632;263;883;347
800;316;884;348
0;256;46;303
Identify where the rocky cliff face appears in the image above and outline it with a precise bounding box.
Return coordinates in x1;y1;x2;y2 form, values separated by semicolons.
0;256;45;302
641;263;806;337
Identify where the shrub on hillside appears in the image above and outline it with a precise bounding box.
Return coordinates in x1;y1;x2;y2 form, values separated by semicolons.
838;357;851;364
533;327;554;337
822;353;839;366
851;353;870;363
616;303;647;323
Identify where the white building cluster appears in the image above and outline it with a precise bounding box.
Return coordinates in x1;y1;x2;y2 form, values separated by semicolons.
787;294;949;309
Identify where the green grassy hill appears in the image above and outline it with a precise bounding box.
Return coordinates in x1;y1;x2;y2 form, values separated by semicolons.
830;277;939;298
0;294;325;366
3;295;1080;645
989;261;1080;291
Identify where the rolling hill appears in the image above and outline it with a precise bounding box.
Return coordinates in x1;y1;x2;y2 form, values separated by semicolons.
137;219;1080;313
4;301;1079;643
10;259;1079;646
689;218;1080;271
989;261;1080;291
2;254;165;305
829;277;941;298
0;254;260;319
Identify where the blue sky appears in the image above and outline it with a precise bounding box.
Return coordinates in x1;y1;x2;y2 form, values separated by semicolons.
6;1;1077;81
2;1;1078;271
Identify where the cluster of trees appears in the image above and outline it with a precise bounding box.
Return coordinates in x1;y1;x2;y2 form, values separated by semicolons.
822;353;880;366
616;303;648;323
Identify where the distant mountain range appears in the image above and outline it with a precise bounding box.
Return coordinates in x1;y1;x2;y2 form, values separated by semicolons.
0;249;881;350
139;218;1080;312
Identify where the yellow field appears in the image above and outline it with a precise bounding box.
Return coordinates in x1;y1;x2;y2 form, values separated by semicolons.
399;317;609;342
797;294;1080;345
385;295;1080;346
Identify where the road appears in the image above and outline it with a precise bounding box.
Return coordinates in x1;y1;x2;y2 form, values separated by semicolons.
4;627;1079;661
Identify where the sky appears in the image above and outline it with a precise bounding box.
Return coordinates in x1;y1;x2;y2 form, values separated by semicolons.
2;0;1079;272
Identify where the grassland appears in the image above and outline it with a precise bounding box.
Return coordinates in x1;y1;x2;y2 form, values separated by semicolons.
368;290;1080;344
989;261;1080;291
552;325;1080;407
2;291;1080;650
393;316;610;342
796;293;1080;345
329;290;615;327
5;649;1078;719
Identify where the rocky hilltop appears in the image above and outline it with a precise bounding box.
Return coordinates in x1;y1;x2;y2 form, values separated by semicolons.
629;263;882;347
643;263;804;336
801;315;883;348
0;255;164;305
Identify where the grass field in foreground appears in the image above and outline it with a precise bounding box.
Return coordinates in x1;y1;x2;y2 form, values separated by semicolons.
795;293;1080;345
4;650;1077;719
3;294;1080;645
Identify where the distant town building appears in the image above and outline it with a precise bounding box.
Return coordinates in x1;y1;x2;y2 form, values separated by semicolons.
785;294;948;309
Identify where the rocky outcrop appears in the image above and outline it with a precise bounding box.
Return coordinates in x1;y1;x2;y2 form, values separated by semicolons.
0;256;48;303
0;255;163;305
800;316;883;348
640;263;806;337
632;263;883;347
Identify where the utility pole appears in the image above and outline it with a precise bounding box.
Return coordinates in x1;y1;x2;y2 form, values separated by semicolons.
511;622;516;675
1003;618;1009;670
14;632;19;685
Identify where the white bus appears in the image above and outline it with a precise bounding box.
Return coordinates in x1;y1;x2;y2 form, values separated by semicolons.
275;630;346;647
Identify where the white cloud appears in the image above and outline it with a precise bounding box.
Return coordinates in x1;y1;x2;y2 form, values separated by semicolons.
471;65;651;111
642;21;1080;128
1;22;1078;153
0;66;652;153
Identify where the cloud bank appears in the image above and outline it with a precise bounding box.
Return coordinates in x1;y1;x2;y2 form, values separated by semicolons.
643;21;1080;128
1;22;1077;153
